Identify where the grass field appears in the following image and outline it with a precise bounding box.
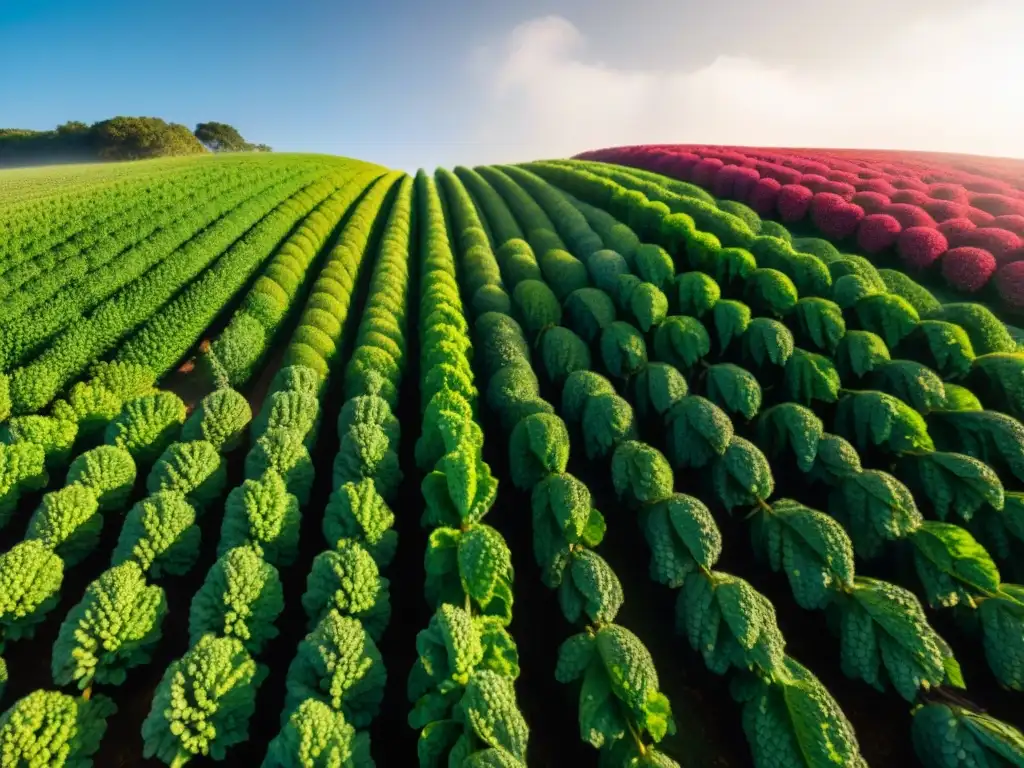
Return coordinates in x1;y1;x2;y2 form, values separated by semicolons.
1;150;1023;768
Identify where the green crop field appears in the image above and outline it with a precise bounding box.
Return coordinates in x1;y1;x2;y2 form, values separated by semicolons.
1;148;1023;768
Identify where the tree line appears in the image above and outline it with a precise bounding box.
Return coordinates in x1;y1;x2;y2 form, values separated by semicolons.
0;118;271;167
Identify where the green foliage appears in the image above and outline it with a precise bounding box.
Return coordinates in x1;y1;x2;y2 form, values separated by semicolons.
677;570;785;676
927;303;1016;355
539;249;589;300
561;371;616;424
263;699;373;768
66;445;136;511
512;279;561;334
581;393;637;460
732;657;867;768
0;442;48;527
785;349;840;405
563;288;617;344
912;703;1024;768
756;403;824;472
878;269;940;314
854;294;920;348
142;633;264;766
408;603;520;727
254;390;319;443
2;415;78;469
611;440;674;507
147;439;227;511
630;362;688;420
0;689;115;768
977;584;1024;690
753;499;854;610
89;361;157;401
531;473;606;587
539;327;591;385
793;297;846;353
807;433;862;487
194;121;259;152
509;413;570;490
322;478;396;569
967;353;1024;420
675;272;720;318
836;390;934;453
742;318;794;368
189;546;284;654
0;540;64;647
627;281;669;332
334;423;403;503
52;561;167;690
600;321;648;379
653;316;710;370
556;624;675;749
245;428;315;505
745;268;798;316
832;274;883;310
302;539;390;639
220;470;300;567
910;521;1000;608
475;313;531;376
640;493;721;588
25;484;102;566
930;409;1024;484
634;243;675;290
712;437;774;511
587;250;630;294
105;392;187;465
426;524;514;625
181;388;252;451
834;330;890;380
665;396;733;470
111;491;200;578
898;451;1004;523
938;383;983;412
839;577;960;701
705;363;762;420
284;610;386;728
51;381;123;441
830;471;923;558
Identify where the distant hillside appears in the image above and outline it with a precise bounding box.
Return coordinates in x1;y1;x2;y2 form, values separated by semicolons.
0;117;271;167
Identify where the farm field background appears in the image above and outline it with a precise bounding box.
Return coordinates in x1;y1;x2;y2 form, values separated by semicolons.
1;148;1024;768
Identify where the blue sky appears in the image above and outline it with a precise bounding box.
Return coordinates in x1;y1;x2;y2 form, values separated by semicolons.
2;0;1022;170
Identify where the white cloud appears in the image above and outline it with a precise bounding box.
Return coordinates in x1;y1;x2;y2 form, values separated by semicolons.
470;7;1024;163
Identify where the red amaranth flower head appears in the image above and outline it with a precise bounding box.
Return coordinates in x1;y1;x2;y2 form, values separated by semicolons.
857;214;902;254
928;183;969;203
857;178;898;197
852;191;891;214
819;180;856;200
885;203;937;230
748;177;782;214
941;247;997;292
757;162;802;185
988;215;1024;237
950;228;1023;263
663;152;701;178
691;158;724;188
936;218;977;240
811;193;864;239
995;261;1024;309
827;170;860;185
713;165;755;199
891;189;931;207
891;177;930;193
800;174;830;193
777;184;814;223
923;200;970;223
729;166;761;200
898;227;949;270
970;193;1024;217
965;207;997;226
